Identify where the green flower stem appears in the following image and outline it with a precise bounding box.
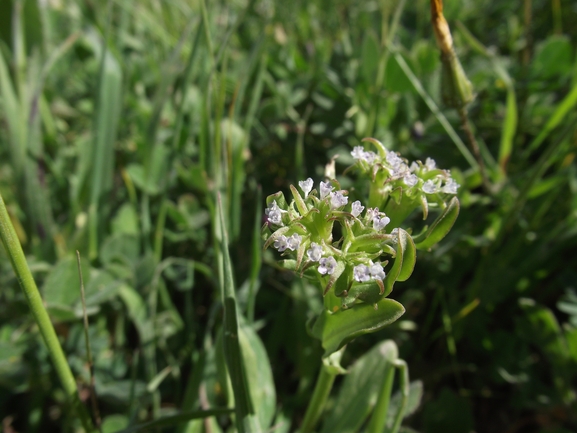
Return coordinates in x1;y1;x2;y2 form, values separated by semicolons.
366;362;395;433
300;361;337;433
0;194;95;433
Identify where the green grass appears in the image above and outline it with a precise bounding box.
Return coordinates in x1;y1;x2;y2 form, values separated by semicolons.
1;0;577;432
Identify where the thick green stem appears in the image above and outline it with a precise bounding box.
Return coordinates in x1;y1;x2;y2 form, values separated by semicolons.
300;362;337;433
366;363;395;433
0;194;95;432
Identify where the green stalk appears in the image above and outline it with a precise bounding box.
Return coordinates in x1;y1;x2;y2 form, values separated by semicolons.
0;194;95;433
388;360;409;433
366;363;395;433
300;362;338;433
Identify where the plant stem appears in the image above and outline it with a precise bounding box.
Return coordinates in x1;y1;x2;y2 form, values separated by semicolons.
300;361;337;433
388;360;409;433
366;363;395;433
0;194;95;432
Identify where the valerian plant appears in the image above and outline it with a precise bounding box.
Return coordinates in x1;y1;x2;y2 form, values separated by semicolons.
262;137;461;432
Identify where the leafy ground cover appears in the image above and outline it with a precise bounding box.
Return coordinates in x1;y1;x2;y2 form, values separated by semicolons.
1;0;576;432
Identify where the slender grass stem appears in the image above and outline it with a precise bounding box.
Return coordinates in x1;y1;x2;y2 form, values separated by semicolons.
0;194;95;433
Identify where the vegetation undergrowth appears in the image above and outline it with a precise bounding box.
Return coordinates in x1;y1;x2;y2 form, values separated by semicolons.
1;0;576;432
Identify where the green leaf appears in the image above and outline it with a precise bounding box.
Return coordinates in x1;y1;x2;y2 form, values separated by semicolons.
531;35;573;79
414;197;460;250
311;298;405;356
239;324;276;430
321;340;399;433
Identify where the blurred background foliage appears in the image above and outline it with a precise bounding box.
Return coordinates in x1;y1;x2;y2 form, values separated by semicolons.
0;0;576;432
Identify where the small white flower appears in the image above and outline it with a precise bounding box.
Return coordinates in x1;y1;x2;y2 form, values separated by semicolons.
353;264;371;282
274;235;289;252
318;256;337;275
368;261;386;280
265;200;285;225
391;162;409;176
425;157;436;171
351;200;364;217
441;178;459;194
330;191;348;209
410;161;419;172
366;207;380;220
422;180;438;194
403;173;418;187
298;178;314;198
373;215;391;231
351;146;365;160
386;151;403;168
363;151;377;164
307;242;323;262
286;233;302;251
320;181;334;199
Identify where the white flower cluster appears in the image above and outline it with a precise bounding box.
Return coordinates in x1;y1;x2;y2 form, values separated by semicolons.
265;200;285;225
273;233;302;252
353;261;386;282
351;146;460;195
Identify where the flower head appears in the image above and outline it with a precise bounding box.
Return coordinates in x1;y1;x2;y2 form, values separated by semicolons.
320;181;334;200
422;180;438;194
265;200;285;225
318;256;337;275
351;200;365;217
373;214;391;231
403;173;418;187
425;157;436;171
351;146;366;160
274;235;289;252
353;264;371;282
368;261;386;280
307;242;323;262
299;178;314;198
441;178;459;194
286;233;302;251
330;191;348;209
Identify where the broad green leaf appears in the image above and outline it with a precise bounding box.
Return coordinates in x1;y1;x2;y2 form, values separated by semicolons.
414;197;460;250
531;35;573;79
311;298;405;356
321;340;399;433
